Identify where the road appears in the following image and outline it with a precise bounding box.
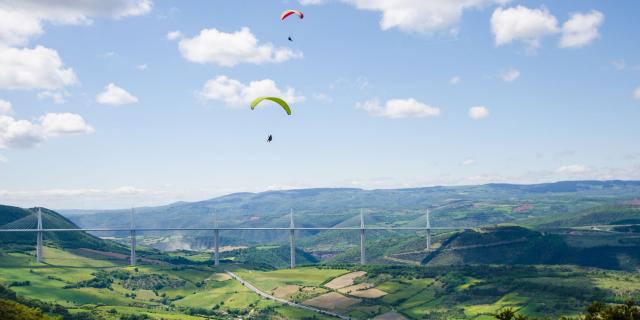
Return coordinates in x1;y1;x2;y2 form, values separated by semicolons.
225;270;351;320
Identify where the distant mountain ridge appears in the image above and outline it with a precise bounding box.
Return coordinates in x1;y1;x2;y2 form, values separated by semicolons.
52;180;640;247
68;180;640;213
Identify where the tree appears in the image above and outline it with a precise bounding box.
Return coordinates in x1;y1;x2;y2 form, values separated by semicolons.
496;300;640;320
580;300;640;320
0;298;57;320
495;308;527;320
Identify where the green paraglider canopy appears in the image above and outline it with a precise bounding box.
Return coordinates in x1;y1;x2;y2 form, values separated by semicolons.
250;97;292;115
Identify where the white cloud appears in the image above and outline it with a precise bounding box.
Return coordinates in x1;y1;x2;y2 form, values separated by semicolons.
0;116;42;148
0;46;77;90
469;106;489;119
449;76;461;85
39;186;146;197
0;186;149;208
341;0;509;34
559;10;604;48
37;91;68;104
634;86;640;100
166;30;183;40
556;164;589;174
0;154;6;163
0;8;43;46
313;93;333;103
501;68;520;81
176;27;302;67
0;99;12;114
39;113;95;137
0;112;93;149
136;64;148;70
610;60;640;72
491;6;559;49
96;83;138;105
198;76;305;108
356;98;440;119
462;159;476;166
0;0;152;46
330;76;370;91
611;60;626;71
0;185;218;209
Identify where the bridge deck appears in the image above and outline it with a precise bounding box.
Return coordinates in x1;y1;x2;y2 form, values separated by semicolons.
0;226;470;232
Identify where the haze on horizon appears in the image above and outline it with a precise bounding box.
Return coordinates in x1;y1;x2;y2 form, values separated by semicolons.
0;1;639;209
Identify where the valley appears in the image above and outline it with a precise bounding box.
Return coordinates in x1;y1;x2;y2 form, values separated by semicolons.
2;181;640;319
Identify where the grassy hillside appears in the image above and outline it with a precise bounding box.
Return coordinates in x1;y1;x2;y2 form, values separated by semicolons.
3;245;640;319
524;204;640;228
353;264;640;319
0;205;128;254
422;226;640;271
0;298;57;320
0;246;332;319
222;245;319;269
223;264;640;319
318;225;640;271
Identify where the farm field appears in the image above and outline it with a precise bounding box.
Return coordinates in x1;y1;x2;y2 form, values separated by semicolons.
223;264;640;319
2;244;640;319
0;247;332;319
1;200;639;319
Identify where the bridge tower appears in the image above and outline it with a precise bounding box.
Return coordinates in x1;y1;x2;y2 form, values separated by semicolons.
360;209;366;265
213;210;220;266
130;208;136;266
426;209;432;251
36;208;43;263
289;209;295;269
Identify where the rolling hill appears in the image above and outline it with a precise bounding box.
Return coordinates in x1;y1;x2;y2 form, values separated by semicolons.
422;226;640;271
0;205;127;254
61;180;640;248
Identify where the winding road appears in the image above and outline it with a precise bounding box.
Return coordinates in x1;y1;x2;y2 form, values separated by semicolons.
225;270;351;320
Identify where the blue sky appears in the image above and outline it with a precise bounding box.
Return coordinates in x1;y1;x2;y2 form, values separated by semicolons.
0;0;639;209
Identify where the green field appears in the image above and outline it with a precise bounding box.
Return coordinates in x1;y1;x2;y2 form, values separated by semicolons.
0;247;357;319
2;244;640;319
2;211;640;320
235;266;349;291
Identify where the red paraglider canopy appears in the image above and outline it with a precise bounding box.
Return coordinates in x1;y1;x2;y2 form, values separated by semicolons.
281;9;304;20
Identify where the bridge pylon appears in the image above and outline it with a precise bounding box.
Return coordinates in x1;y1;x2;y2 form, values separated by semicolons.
360;209;366;265
426;209;432;251
36;208;43;263
213;209;220;266
290;209;295;269
130;208;136;266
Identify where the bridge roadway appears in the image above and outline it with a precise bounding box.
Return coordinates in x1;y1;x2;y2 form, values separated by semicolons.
2;220;637;267
1;224;638;233
0;226;469;232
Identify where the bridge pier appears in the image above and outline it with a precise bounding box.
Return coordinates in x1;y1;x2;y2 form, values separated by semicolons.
130;230;136;266
290;209;295;269
36;208;43;263
426;209;432;251
360;209;366;265
214;229;220;266
129;208;136;266
213;210;220;266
